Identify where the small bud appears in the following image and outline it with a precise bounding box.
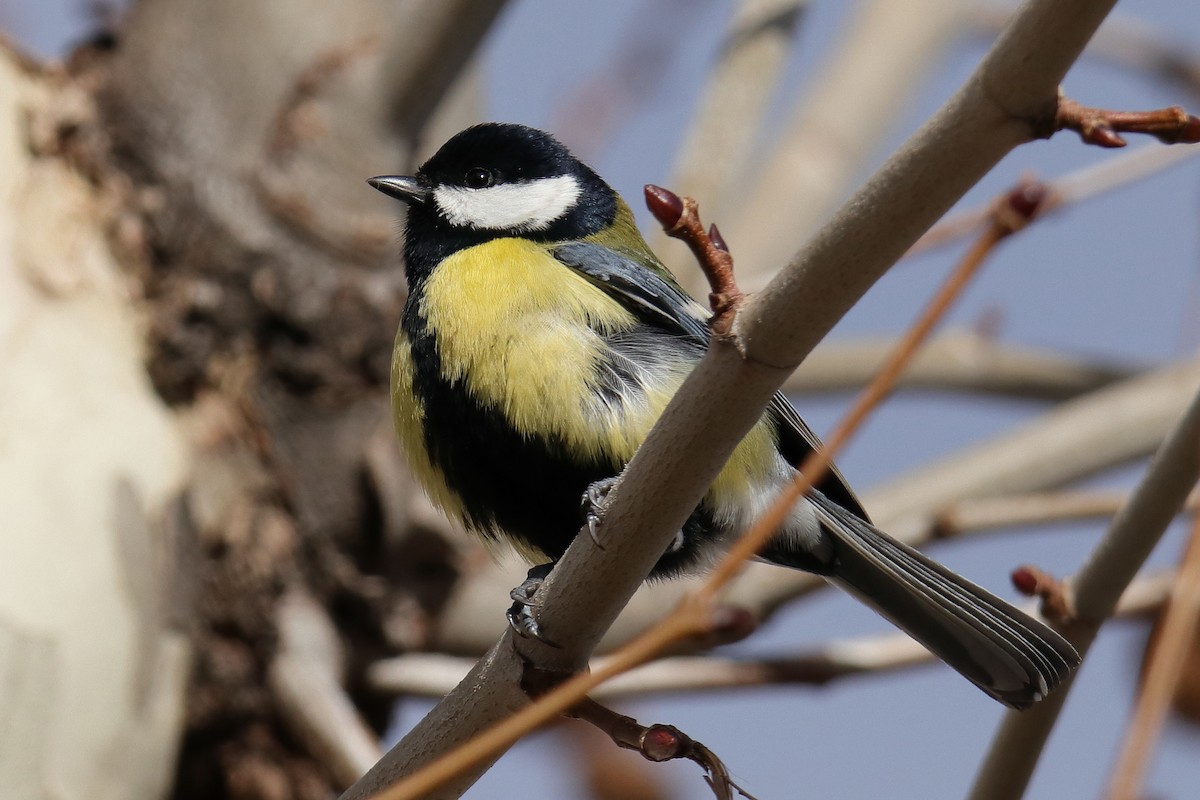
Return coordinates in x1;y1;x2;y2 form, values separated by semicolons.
708;605;757;644
1089;125;1126;148
644;184;683;228
1011;565;1039;596
641;725;686;762
1007;181;1048;221
1181;114;1200;144
709;223;729;252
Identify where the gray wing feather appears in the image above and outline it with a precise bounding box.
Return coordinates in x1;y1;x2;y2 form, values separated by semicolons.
553;241;868;518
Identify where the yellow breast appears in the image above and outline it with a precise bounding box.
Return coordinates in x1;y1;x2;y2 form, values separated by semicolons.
420;238;635;440
391;236;786;533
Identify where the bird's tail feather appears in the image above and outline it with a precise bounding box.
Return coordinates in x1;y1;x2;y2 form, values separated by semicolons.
800;490;1080;709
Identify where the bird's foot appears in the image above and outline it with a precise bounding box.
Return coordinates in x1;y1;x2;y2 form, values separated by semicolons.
581;476;620;548
506;563;559;646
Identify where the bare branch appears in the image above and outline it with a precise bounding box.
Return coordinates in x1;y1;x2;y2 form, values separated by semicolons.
1054;95;1200;147
866;360;1200;523
969;3;1200;93
1106;517;1200;799
719;0;972;292
654;0;807;276
786;331;1139;401
645;184;742;332
568;699;753;800
968;383;1200;800
933;490;1197;538
911;143;1200;256
697;181;1040;601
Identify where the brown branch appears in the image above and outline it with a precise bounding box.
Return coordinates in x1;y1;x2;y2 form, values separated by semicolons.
1010;565;1073;625
1054;95;1200;147
569;699;756;800
644;184;742;333
1106;513;1200;799
968;384;1200;800
910;143;1200;256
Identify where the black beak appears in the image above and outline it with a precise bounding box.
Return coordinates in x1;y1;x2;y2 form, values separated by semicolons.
368;175;430;205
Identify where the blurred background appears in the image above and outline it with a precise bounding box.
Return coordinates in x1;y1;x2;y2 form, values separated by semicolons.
2;1;1200;798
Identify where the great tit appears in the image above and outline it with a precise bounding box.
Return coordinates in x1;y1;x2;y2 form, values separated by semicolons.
369;122;1079;709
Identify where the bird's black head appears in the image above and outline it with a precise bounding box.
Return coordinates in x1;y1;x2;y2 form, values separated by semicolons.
369;123;618;279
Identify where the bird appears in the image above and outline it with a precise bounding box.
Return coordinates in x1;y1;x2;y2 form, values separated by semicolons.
368;122;1079;709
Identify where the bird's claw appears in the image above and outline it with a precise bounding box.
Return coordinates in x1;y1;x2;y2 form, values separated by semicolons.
581;477;620;548
506;563;560;647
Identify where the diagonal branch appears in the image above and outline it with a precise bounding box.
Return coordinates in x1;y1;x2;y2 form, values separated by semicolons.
1105;517;1200;799
720;0;973;292
909;143;1200;256
967;383;1200;800
653;0;808;279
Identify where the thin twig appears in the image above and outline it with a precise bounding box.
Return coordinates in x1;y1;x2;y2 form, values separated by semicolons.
568;698;758;800
1105;512;1200;799
1053;95;1200;147
369;609;709;800
932;490;1198;539
645;184;742;333
909;143;1200;257
968;387;1200;800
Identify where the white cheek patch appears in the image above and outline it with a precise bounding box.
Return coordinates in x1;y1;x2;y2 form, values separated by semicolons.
433;175;582;232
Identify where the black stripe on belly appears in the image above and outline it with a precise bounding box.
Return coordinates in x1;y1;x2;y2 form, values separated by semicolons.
404;307;727;576
406;310;620;563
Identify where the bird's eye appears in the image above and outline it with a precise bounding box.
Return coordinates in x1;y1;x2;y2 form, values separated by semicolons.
464;167;495;189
